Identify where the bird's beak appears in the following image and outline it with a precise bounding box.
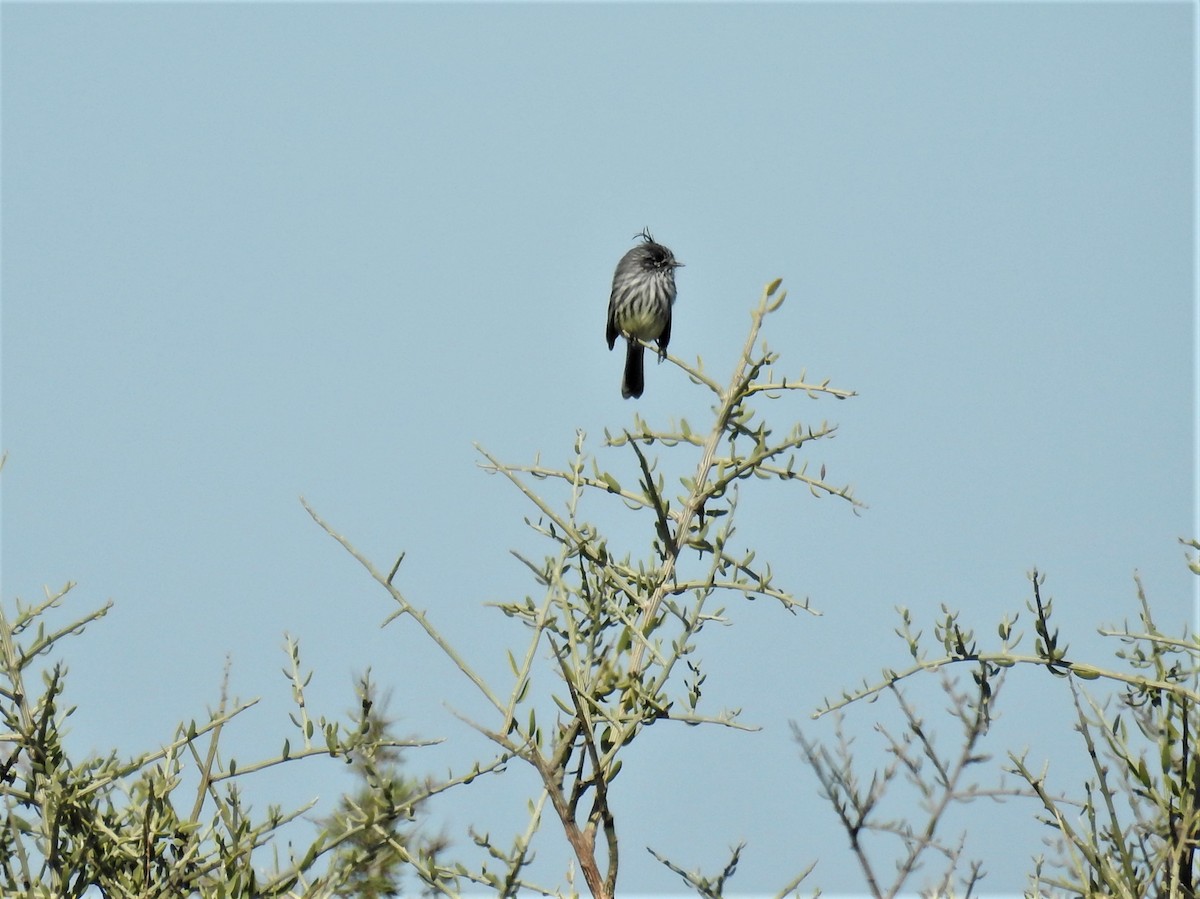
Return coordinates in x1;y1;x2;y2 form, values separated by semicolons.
674;261;685;268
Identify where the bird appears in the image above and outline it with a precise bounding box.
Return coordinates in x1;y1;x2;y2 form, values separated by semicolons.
605;229;683;399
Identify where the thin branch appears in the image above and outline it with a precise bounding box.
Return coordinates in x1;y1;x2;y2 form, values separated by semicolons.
302;497;506;715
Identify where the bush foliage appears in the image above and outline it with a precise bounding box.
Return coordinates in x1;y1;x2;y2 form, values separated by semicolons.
3;284;1193;897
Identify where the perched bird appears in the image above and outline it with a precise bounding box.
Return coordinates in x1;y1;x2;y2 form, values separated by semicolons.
606;229;683;399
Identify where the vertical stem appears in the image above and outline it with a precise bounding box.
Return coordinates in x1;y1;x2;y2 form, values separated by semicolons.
628;291;771;675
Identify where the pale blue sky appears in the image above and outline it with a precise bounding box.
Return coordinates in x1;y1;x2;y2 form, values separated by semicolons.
2;3;1194;894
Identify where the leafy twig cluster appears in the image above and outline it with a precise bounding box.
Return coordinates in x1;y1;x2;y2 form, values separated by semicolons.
0;584;453;897
305;279;859;898
803;559;1199;898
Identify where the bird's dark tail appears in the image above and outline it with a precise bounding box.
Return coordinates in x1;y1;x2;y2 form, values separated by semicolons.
622;340;644;399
